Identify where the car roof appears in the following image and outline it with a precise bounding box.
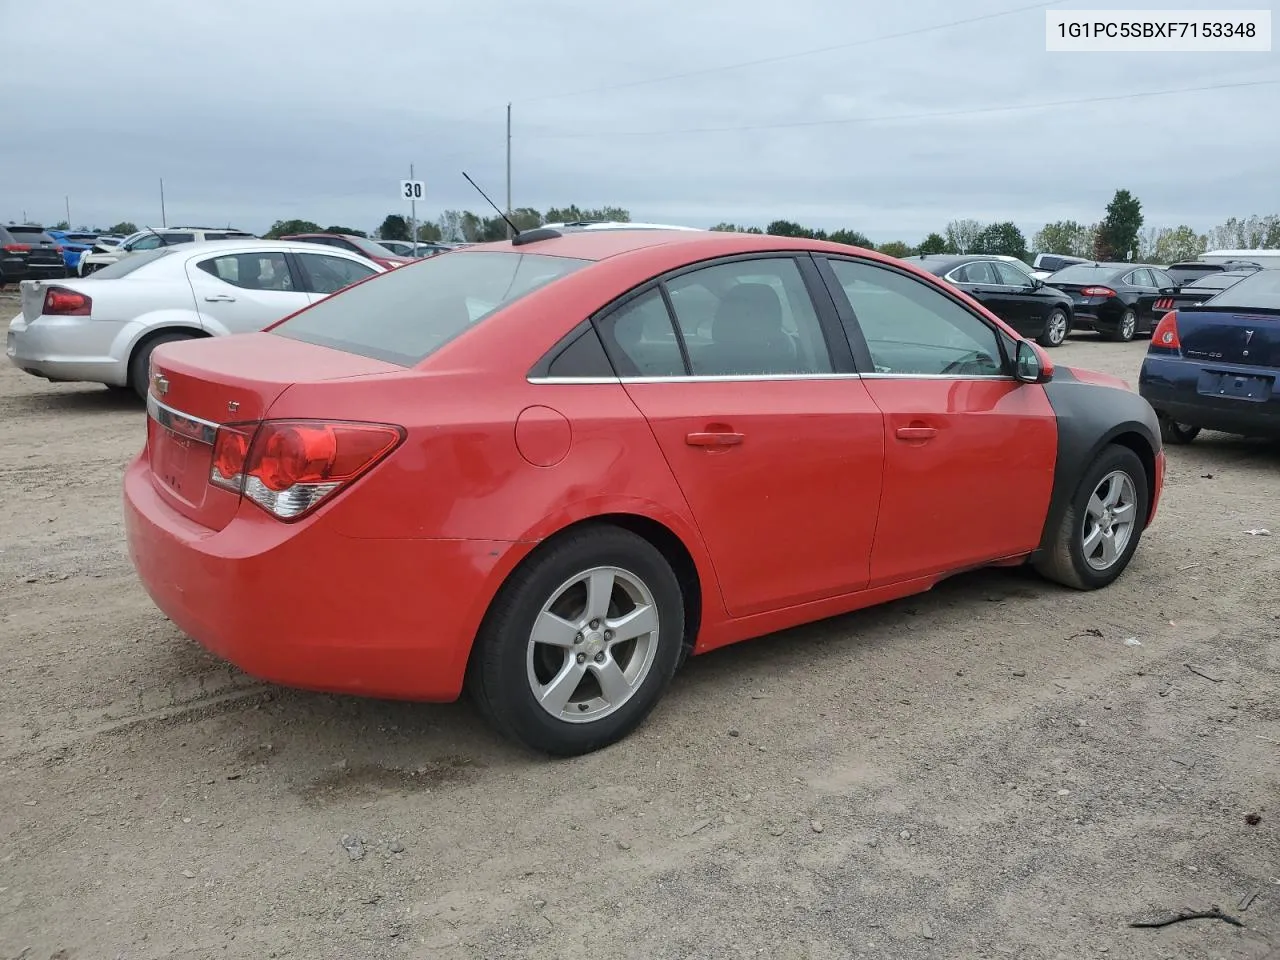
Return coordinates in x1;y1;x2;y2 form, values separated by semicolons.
474;228;890;263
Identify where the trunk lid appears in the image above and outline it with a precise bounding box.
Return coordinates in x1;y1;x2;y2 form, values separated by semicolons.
145;333;403;530
1177;307;1280;368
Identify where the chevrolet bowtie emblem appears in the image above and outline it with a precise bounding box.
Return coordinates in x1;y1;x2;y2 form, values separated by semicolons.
153;373;169;395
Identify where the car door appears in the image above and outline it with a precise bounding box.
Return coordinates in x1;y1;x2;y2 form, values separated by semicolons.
292;251;380;302
186;249;310;334
981;261;1041;334
945;260;999;313
817;256;1058;586
595;255;885;618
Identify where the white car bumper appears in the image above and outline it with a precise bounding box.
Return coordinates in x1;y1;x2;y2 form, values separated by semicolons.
6;312;131;386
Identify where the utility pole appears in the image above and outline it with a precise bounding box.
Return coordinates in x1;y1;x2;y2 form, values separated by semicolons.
409;162;417;254
506;102;513;239
65;195;71;229
159;178;167;227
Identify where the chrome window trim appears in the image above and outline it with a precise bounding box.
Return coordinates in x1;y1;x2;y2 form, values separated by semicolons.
526;371;1013;385
146;393;220;445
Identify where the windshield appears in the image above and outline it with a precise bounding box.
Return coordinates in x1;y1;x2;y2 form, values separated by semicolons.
89;248;176;279
348;236;402;259
1199;269;1280;311
273;250;591;365
1185;273;1239;290
1048;264;1117;284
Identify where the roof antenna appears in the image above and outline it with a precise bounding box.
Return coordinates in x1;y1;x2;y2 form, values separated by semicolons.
462;171;521;238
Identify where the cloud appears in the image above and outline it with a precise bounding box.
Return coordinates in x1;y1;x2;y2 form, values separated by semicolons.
3;0;1277;241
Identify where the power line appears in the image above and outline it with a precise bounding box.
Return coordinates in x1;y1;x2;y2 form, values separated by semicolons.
517;77;1280;142
514;0;1061;105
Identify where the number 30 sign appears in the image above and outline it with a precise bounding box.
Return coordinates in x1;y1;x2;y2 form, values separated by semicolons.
400;180;425;200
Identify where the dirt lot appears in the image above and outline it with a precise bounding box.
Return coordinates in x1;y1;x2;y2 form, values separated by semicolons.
1;286;1277;960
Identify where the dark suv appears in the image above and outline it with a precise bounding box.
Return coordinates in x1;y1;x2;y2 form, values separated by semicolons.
0;225;68;286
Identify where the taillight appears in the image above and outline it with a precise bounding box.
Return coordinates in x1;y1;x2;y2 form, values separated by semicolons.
53;245;64;254
3;243;31;252
42;286;92;316
1080;286;1117;297
208;420;404;520
1151;311;1181;350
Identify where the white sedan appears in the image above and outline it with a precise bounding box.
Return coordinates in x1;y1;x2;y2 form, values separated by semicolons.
6;239;384;398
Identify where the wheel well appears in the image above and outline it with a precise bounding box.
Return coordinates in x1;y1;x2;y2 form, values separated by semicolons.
1108;432;1156;524
126;327;208;387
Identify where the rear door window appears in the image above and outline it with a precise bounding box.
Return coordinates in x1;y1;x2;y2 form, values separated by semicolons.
294;252;378;294
197;252;296;290
272;251;588;365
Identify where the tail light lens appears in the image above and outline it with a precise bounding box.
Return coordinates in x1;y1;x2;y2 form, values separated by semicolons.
42;286;92;316
53;245;64;254
209;420;404;521
1080;286;1117;297
1151;311;1181;350
3;243;31;252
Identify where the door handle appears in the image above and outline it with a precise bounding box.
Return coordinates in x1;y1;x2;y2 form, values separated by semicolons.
895;426;937;441
686;431;744;447
204;294;236;303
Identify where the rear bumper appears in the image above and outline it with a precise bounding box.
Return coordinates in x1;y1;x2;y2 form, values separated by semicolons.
0;260;65;284
122;455;526;701
1140;356;1280;438
6;313;131;385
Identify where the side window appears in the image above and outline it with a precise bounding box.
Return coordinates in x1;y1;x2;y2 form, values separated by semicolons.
826;259;1006;377
130;235;162;250
994;262;1032;286
597;288;686;377
1150;269;1174;289
295;253;377;295
197;252;295;291
545;326;615;378
163;233;195;245
664;258;833;376
951;261;995;285
1123;270;1148;287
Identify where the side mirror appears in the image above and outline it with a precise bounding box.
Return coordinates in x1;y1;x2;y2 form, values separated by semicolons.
1014;339;1053;383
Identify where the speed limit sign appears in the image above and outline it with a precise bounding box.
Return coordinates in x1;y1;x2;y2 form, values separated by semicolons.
400;179;425;200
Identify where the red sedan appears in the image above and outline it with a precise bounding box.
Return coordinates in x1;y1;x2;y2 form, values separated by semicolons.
278;233;414;270
123;228;1166;755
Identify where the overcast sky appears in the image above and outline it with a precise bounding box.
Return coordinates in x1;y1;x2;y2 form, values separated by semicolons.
2;0;1276;242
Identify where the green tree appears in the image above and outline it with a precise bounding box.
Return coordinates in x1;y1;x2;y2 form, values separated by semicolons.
1205;214;1280;250
460;211;487;242
944;219;983;254
324;225;367;237
1094;189;1143;261
971;221;1028;259
544;205;630;223
378;214;411;241
1032;220;1095;257
917;232;950;255
416;222;443;242
876;240;915;258
264;219;321;238
766;220;815;238
710;222;763;233
437;210;465;243
109;221;138;235
828;228;870;247
1145;225;1207;264
52;220;70;231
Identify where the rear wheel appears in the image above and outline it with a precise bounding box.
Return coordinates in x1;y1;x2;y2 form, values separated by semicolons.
1034;444;1149;591
1037;308;1070;348
1159;417;1201;445
1109;308;1138;342
127;331;196;400
468;526;684;756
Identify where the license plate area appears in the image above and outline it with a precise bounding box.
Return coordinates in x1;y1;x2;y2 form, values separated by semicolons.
146;396;218;506
1197;370;1274;403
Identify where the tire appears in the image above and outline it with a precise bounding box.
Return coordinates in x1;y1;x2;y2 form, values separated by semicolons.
468;525;685;756
1037;308;1070;348
1159;417;1200;445
127;331;196;400
1033;444;1149;591
1108;308;1138;342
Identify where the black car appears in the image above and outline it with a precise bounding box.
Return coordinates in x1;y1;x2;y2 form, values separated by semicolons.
1145;269;1256;314
0;225;67;287
905;254;1075;347
1043;262;1176;342
1164;259;1261;287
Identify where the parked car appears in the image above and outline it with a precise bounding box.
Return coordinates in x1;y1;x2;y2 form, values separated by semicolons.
1199;249;1280;270
1145;269;1256;313
279;233;413;270
7;240;383;398
1043;262;1177;341
1139;267;1280;443
0;225;67;286
79;227;258;275
1030;253;1088;281
1163;259;1261;287
376;240;456;258
121;229;1165;756
906;254;1075;346
47;230;101;271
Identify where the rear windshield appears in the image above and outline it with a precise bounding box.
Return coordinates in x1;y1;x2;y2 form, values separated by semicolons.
347;236;402;259
1185;273;1237;290
1197;269;1280;310
273;250;591;365
7;227;55;244
89;248;176;279
1048;265;1117;284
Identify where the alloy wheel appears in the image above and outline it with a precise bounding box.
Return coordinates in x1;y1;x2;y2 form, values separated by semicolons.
1081;469;1138;571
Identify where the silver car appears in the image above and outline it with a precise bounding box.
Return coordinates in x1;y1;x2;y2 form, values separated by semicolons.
7;239;384;398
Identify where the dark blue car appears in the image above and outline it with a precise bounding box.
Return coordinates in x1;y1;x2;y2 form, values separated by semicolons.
1139;269;1280;443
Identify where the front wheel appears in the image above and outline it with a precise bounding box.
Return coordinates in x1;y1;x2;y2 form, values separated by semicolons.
1109;308;1138;342
1037;308;1070;348
468;526;685;756
1033;444;1149;590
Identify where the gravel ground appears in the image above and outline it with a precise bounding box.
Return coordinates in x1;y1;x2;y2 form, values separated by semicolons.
2;286;1278;960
